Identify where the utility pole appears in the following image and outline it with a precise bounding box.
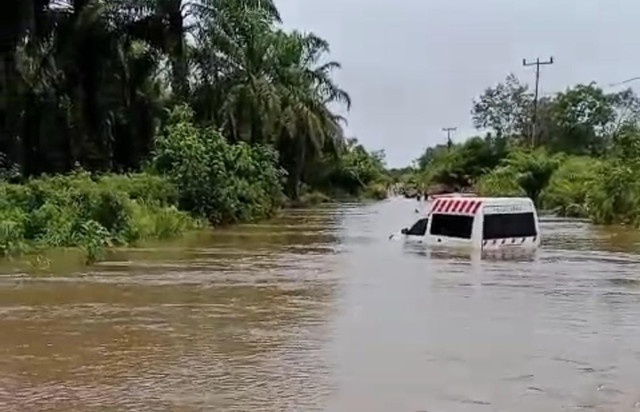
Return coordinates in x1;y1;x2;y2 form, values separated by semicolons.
442;127;457;149
523;57;554;147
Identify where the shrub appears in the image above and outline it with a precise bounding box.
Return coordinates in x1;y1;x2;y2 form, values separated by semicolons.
98;174;179;205
474;149;561;204
475;166;525;197
586;159;640;225
585;130;640;226
0;170;199;262
540;156;600;217
153;105;284;224
0;208;29;256
125;202;202;241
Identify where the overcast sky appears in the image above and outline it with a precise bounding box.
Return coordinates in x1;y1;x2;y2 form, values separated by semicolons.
275;0;640;167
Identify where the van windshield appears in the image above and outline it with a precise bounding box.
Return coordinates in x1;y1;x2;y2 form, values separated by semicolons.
483;212;537;239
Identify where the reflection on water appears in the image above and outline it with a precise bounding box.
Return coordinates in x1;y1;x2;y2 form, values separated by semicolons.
2;199;640;411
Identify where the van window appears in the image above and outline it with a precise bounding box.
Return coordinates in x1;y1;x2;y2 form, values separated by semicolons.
407;218;428;236
483;212;537;240
430;214;473;239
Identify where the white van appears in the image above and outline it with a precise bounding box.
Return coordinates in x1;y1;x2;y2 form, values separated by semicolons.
395;196;540;251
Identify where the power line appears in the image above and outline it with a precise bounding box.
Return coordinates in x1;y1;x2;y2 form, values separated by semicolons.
523;57;554;146
442;127;457;149
608;77;640;88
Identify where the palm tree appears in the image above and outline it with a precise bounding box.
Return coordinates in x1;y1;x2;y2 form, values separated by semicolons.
194;4;280;142
272;31;351;198
196;8;350;198
3;0;165;174
125;0;279;102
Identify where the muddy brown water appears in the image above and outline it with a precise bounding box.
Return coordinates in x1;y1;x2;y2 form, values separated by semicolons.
2;198;640;411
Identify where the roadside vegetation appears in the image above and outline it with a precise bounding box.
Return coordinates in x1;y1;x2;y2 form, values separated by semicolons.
0;1;387;261
401;76;640;227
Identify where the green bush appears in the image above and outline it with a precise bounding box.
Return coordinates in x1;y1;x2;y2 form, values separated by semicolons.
474;149;560;204
0;171;200;261
0;208;29;256
126;203;203;241
540;156;600;217
475;166;525;197
584;130;640;226
98;174;179;205
153;105;284;224
587;159;640;225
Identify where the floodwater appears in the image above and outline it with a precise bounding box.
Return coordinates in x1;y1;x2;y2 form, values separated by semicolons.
2;198;640;411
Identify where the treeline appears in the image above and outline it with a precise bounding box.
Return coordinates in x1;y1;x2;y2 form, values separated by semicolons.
404;75;640;226
0;0;387;260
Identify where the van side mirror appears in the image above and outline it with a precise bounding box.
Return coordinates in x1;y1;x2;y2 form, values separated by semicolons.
401;228;408;235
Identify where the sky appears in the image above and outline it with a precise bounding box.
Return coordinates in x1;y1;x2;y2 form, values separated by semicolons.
275;0;640;167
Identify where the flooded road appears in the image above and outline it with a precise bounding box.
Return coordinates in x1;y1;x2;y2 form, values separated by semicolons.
2;198;640;411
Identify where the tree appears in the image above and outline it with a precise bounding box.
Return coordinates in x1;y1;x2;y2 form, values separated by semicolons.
125;0;280;102
0;0;351;200
271;31;350;199
471;74;532;139
476;149;561;204
414;135;508;190
548;83;615;155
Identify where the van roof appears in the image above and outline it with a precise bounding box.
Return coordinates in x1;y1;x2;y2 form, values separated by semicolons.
430;193;477;198
428;196;534;216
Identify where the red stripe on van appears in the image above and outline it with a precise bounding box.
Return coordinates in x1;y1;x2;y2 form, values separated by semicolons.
471;201;482;214
449;200;460;213
435;199;446;212
463;200;476;214
430;199;440;213
445;200;457;213
457;200;467;213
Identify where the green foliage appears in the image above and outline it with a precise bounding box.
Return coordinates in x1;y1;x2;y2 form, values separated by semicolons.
472;74;532;139
126;203;200;242
475;166;525;198
587;131;640;225
587;159;640;225
474;149;561;204
0;171;200;261
544;83;616;154
540;157;601;217
153;106;284;224
503;150;562;203
0;208;29;256
0;153;20;182
300;137;387;199
98;174;179;205
404;76;640;227
0;0;349;204
415;135;509;190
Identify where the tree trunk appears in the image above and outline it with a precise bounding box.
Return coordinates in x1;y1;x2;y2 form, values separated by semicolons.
169;8;188;101
286;137;306;200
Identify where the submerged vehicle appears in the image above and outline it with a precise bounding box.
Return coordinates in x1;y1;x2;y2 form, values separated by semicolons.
393;196;540;251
